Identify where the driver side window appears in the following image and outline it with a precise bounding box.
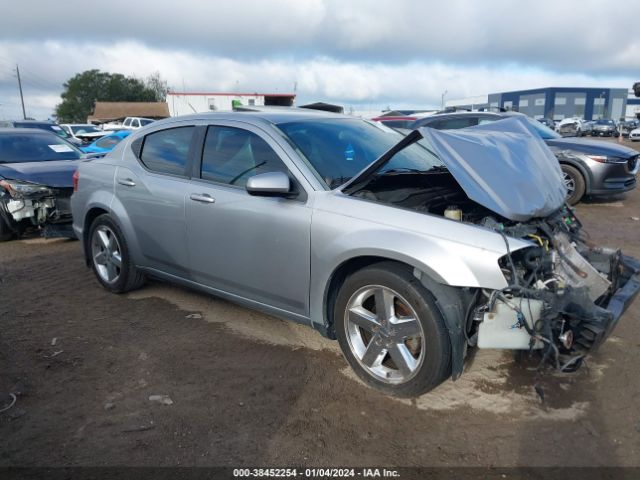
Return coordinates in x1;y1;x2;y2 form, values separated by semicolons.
201;126;288;187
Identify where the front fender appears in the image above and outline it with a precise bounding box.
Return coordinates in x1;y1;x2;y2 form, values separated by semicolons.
309;203;531;330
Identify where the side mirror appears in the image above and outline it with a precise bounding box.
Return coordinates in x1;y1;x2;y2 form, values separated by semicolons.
245;171;292;197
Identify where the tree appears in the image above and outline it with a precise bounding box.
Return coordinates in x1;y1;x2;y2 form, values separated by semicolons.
54;69;164;123
634;82;640;98
144;71;168;102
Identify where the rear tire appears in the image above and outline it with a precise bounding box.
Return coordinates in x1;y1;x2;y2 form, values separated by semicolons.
88;214;145;293
334;262;451;397
561;164;586;205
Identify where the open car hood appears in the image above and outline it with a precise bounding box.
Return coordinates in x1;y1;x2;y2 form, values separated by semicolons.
344;116;567;222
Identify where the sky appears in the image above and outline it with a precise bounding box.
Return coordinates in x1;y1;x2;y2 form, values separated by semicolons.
0;0;638;120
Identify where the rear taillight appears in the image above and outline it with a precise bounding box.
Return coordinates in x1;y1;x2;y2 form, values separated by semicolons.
72;169;79;192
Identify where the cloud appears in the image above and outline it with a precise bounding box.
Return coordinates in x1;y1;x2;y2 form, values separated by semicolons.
2;0;639;74
0;40;635;120
0;0;638;119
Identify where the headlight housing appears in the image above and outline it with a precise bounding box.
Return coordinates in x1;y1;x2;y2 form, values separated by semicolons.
0;179;53;198
585;154;628;164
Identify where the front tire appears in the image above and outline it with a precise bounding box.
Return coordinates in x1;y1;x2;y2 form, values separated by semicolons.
88;214;145;293
561;164;586;205
334;262;451;397
0;214;15;242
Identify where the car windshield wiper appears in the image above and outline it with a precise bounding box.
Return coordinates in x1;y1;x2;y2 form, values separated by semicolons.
376;165;448;176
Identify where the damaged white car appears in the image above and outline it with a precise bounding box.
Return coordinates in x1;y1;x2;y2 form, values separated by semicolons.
0;128;83;240
70;111;640;397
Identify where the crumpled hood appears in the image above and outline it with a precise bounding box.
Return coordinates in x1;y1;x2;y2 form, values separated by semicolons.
417;117;567;221
546;137;638;158
0;160;80;188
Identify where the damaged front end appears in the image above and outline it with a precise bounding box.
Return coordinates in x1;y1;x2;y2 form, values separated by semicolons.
0;178;75;238
344;116;640;373
473;207;640;371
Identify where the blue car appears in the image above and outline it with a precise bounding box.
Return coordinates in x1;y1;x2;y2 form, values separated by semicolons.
81;130;132;156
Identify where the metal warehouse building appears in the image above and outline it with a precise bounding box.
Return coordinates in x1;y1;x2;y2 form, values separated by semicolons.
447;87;633;121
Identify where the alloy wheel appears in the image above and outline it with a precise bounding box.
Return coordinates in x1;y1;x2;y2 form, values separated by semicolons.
344;285;425;384
562;171;576;196
91;225;123;283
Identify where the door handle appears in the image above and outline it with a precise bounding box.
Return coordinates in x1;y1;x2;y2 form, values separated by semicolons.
117;178;136;187
190;193;215;204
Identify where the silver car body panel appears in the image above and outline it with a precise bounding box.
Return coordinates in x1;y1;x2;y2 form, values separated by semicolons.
417;117;567;221
71;112;534;333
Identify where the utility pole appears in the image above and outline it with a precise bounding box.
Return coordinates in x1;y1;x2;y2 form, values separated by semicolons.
441;89;448;110
16;65;26;120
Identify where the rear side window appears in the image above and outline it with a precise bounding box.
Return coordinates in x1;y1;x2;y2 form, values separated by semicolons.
140;126;194;176
201;126;287;186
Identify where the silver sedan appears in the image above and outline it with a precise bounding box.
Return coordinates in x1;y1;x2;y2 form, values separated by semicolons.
71;111;640;397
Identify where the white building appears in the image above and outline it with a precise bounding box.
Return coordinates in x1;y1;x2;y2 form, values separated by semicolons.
167;91;296;117
626;90;640;120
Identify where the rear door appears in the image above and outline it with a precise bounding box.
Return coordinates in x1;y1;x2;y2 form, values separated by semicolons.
185;121;313;316
116;123;197;277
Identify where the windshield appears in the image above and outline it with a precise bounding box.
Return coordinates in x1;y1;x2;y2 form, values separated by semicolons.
524;116;560;139
0;133;82;163
71;125;102;134
277;119;443;188
596;119;614;125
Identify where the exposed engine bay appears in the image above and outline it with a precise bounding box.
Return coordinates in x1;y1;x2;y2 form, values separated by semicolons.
0;178;74;238
352;169;640;372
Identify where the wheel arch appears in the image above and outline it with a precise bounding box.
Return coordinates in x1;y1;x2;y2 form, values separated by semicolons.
82;207;109;265
82;197;143;269
322;255;469;380
558;156;592;194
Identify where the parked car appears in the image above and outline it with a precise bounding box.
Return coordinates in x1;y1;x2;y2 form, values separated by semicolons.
557;117;588;137
630;127;640;142
582;120;595;136
537;118;555;129
410;111;638;205
81;130;132;156
618;120;640;138
371;115;419;130
0;120;83;146
102;117;155;132
591;119;618;137
0;128;87;240
71;111;640;397
60;124;108;144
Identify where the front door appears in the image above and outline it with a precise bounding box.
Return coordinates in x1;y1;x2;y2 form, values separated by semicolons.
185;123;312;316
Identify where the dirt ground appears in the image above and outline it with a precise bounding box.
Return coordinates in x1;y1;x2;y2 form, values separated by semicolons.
1;140;639;470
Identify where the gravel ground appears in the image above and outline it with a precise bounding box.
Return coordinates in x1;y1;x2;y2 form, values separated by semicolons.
1;140;639;469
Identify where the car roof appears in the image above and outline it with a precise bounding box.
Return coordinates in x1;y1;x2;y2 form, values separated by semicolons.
431;111;506;118
6;120;57;125
148;109;348;129
0;127;58;136
371;116;417;121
